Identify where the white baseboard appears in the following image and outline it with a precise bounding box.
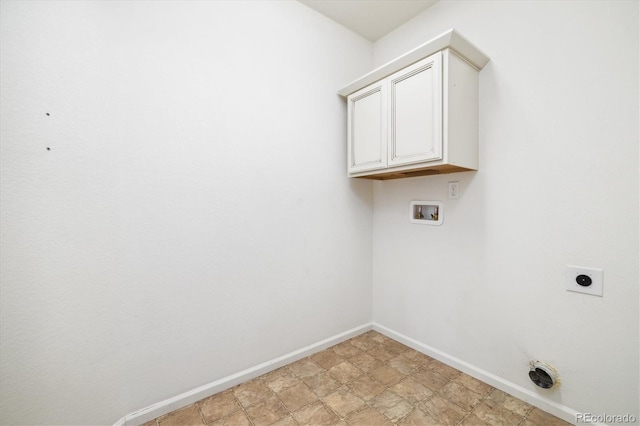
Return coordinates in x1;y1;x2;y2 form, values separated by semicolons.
114;323;372;426
116;322;589;426
372;322;584;425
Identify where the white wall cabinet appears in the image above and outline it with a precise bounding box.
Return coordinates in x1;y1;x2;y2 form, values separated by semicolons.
340;29;489;180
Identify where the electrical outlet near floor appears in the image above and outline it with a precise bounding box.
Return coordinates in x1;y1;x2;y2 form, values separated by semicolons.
566;265;603;296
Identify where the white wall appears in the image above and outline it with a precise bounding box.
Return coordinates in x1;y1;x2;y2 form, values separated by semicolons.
0;1;373;424
372;0;639;421
3;0;638;424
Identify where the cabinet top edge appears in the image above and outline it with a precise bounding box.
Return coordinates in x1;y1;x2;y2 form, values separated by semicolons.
338;28;490;98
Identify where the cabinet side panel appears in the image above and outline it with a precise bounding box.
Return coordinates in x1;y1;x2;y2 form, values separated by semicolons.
444;50;479;169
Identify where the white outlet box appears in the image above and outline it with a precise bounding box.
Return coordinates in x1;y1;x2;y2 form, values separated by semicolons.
448;182;459;199
566;265;603;296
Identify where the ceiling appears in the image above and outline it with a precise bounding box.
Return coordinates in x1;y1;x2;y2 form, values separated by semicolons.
298;0;438;42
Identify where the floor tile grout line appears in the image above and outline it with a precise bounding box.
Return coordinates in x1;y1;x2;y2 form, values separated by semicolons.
236;390;259;426
335;341;439;424
256;353;446;425
201;389;256;426
449;377;537;426
348;354;437;424
269;377;298;425
283;360;346;423
516;399;536;426
290;342;393;424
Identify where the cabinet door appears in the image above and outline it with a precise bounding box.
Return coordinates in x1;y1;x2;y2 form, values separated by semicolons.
388;52;442;167
347;81;387;174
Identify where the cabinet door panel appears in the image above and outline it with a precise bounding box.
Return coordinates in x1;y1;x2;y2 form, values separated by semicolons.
388;52;442;166
348;83;387;173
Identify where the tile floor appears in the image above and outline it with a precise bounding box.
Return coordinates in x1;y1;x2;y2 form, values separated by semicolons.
143;331;570;426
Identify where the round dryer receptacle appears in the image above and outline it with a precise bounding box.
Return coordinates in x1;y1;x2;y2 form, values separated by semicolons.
529;361;559;389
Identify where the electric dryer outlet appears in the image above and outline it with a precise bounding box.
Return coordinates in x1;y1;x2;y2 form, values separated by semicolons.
566;265;603;296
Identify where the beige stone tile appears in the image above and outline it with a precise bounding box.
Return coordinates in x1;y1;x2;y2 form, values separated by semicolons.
458;414;492;426
270;415;299;426
289;358;325;378
368;332;390;344
388;354;421;375
485;388;508;403
399;348;420;359
349;334;381;352
369;365;405;386
426;360;461;380
260;366;289;381
263;368;302;393
311;349;345;369
420;395;468;426
347;374;386;400
503;396;534;417
332;341;363;359
323;386;365;417
293;400;339;426
157;404;204;426
390;377;433;404
233;379;273;408
211;410;252;426
302;371;342;397
198;390;241;423
412;368;450;391
383;339;410;355
455;373;494;396
486;389;533;416
367;345;397;362
525;408;572;425
140;420;157;426
398;408;441;426
271;416;299;426
440;381;483;411
244;393;289;426
349;352;382;373
277;382;319;412
401;350;433;369
471;401;523;425
328;361;363;384
345;407;393;426
370;390;414;422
